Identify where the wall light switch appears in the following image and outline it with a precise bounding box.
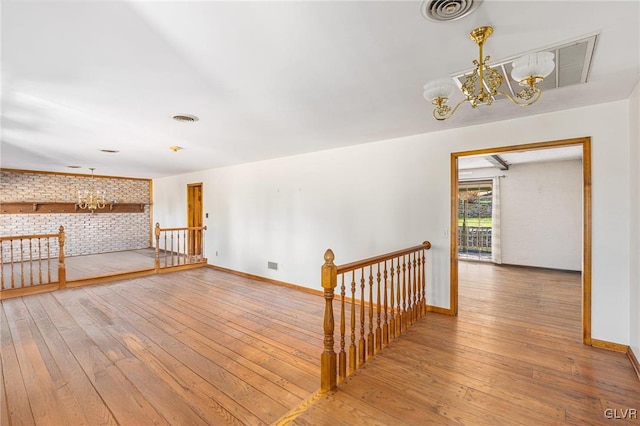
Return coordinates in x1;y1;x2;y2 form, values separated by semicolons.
442;229;448;238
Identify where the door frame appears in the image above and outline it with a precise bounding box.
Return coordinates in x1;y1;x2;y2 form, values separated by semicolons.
450;137;592;345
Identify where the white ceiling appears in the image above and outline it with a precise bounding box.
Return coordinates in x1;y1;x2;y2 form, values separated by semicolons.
1;1;639;179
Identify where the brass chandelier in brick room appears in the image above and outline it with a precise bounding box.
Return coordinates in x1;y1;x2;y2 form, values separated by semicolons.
77;168;106;212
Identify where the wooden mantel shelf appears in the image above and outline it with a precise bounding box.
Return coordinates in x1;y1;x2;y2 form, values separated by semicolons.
1;202;146;214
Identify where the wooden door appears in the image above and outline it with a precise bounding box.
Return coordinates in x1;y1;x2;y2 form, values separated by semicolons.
187;183;203;256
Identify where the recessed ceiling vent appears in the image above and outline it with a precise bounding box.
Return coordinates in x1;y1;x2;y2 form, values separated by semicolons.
451;33;598;97
172;114;199;123
421;0;483;22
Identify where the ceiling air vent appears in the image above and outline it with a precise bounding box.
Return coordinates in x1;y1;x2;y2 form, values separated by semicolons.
451;33;598;99
172;114;199;123
421;0;483;22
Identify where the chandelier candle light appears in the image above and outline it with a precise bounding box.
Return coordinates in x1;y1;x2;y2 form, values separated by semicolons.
423;26;555;120
77;168;106;212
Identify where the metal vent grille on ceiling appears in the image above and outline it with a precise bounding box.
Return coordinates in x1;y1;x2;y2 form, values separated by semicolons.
452;33;598;97
421;0;483;22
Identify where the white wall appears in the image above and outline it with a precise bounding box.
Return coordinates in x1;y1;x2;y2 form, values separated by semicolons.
154;99;632;345
501;161;582;270
629;81;640;359
459;161;582;271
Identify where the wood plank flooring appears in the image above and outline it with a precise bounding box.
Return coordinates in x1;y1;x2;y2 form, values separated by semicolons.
291;261;640;425
3;261;639;425
64;249;156;281
2;249;157;290
1;267;324;425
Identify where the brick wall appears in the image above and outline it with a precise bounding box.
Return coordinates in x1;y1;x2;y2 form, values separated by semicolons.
1;171;151;260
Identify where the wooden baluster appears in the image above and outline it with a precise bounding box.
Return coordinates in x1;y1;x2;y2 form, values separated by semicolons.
203;227;207;262
0;240;4;290
375;263;382;353
154;223;161;272
171;232;175;266
201;226;207;262
191;228;196;261
349;271;356;374
195;228;199;262
419;248;425;316
382;261;389;346
184;229;188;263
359;268;366;366
406;252;413;326
191;228;196;263
10;240;15;289
177;231;180;264
164;231;169;268
177;231;181;265
46;238;51;283
29;239;34;286
401;255;407;332
367;265;374;359
38;238;43;285
415;250;421;318
184;229;189;264
168;231;172;266
338;274;346;381
320;249;337;393
412;251;418;321
389;261;395;341
20;239;24;288
411;252;420;323
418;250;427;317
198;228;201;261
395;257;402;337
420;250;427;316
185;229;189;263
58;226;66;288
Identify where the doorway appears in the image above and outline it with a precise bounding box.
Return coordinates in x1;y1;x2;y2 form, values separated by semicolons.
187;183;203;256
458;180;493;261
450;137;592;345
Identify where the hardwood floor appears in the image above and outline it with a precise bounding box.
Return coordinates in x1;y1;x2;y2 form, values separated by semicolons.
1;267;324;425
291;261;640;425
64;249;156;281
2;261;639;425
1;249;157;290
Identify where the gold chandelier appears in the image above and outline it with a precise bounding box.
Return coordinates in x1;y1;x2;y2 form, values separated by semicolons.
423;26;555;121
77;168;106;212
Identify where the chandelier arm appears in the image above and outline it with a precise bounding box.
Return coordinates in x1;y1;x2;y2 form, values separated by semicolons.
433;98;468;121
497;88;543;107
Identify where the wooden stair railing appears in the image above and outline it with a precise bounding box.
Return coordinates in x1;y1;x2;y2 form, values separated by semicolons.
0;226;66;299
154;223;208;271
321;241;432;392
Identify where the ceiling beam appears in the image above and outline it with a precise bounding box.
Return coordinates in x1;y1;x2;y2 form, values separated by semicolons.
485;154;509;170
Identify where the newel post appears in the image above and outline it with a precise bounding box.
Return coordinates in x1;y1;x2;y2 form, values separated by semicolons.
320;249;338;392
58;226;66;288
154;223;161;272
